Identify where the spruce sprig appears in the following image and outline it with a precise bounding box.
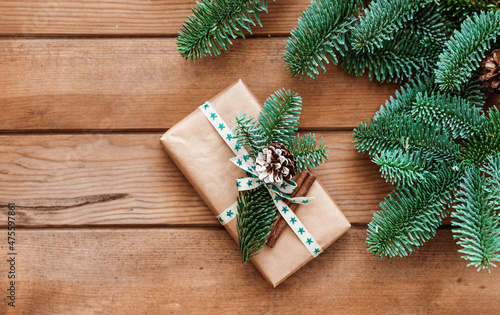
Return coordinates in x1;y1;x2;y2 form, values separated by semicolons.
177;0;271;60
287;133;329;172
452;160;500;272
410;92;486;139
435;10;500;91
284;0;362;79
354;114;461;162
373;150;437;187
343;2;449;83
350;0;433;53
258;89;302;147
367;164;463;259
236;186;277;262
233;89;330;262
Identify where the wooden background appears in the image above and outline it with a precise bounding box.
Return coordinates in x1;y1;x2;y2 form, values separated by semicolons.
1;1;499;314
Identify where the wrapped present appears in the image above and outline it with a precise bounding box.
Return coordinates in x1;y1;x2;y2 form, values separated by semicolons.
161;79;350;287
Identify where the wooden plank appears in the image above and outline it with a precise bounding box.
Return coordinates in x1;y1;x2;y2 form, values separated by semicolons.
1;226;497;314
0;38;400;131
0;132;393;226
0;0;309;36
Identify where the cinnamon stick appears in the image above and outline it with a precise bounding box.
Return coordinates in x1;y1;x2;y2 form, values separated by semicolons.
266;171;317;248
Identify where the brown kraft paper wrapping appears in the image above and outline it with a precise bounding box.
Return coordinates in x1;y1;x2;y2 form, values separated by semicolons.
161;79;351;287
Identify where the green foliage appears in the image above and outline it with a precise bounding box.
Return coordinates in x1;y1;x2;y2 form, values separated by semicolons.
445;0;498;12
410;92;485;139
233;89;330;261
374;75;436;119
284;0;362;79
236;186;277;262
452;161;500;271
234;88;329;171
354;114;461;162
234;113;261;157
177;0;270;60
344;1;449;83
350;0;433;53
287;133;329;172
258;89;302;147
435;10;500;91
355;76;500;270
373;150;437;187
462;107;500;166
453;77;488;108
367;164;463;259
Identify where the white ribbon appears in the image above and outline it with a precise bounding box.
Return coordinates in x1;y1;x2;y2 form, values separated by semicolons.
199;102;323;257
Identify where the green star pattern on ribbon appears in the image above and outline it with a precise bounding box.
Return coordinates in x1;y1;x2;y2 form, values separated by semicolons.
210;113;217;120
226;210;234;217
290;217;297;224
298;227;305;235
218;123;225;130
306;238;313;245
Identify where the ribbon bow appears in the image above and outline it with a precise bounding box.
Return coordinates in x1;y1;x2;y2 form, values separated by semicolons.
229;155;314;205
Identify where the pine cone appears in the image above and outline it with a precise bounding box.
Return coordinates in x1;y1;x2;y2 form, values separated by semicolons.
255;143;297;184
479;49;500;94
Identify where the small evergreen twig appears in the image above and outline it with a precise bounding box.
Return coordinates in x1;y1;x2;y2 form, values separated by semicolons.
257;89;302;146
435;10;500;91
284;0;362;79
236;186;277;263
287;133;329;172
177;0;271;60
452;160;500;272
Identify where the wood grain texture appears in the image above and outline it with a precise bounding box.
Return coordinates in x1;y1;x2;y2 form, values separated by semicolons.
0;0;309;36
1;226;497;314
0;132;393;226
0;38;400;131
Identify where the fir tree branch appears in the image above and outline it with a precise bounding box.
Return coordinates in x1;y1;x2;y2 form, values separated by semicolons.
375;75;436;119
411;92;486;139
373;150;437;187
233;113;262;157
344;3;448;83
236;186;277;263
286;133;329;172
445;0;499;12
451;164;500;272
484;153;500;203
258;89;302;147
284;0;362;79
177;0;270;60
367;164;463;259
462;107;500;166
435;10;500;91
354;114;461;162
453;76;488;109
350;0;433;54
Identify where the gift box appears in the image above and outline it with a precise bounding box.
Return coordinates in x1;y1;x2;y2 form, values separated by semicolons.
161;79;351;287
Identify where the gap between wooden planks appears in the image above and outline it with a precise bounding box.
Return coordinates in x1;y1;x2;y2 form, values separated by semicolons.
0;131;393;227
0;0;309;36
0;226;497;314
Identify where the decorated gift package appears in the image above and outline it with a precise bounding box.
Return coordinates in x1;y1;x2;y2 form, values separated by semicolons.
161;80;350;287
